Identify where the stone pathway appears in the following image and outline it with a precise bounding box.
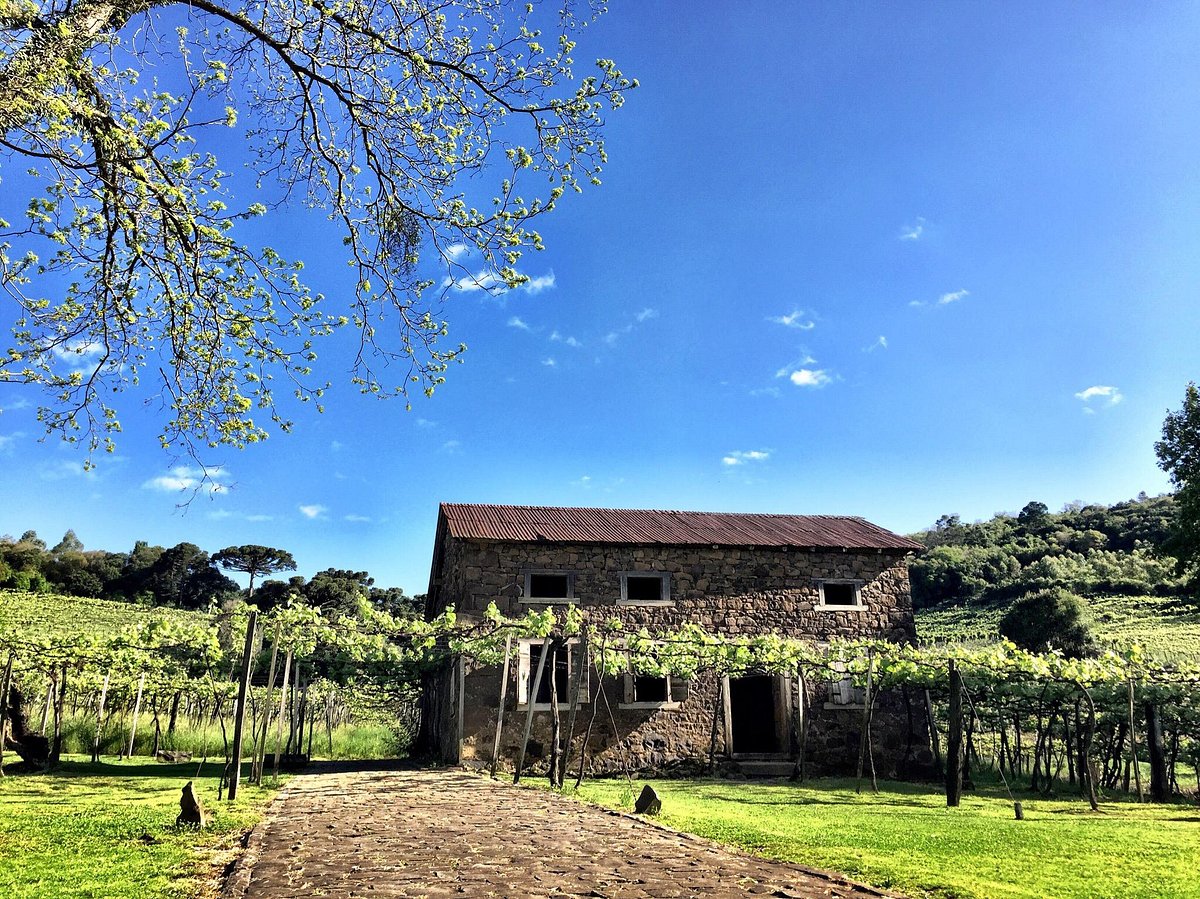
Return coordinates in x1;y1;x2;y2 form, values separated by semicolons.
235;768;901;898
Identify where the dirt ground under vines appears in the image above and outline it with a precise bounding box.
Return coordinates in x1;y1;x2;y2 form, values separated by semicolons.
232;767;901;898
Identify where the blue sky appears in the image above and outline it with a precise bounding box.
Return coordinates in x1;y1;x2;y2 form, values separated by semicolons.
2;2;1198;594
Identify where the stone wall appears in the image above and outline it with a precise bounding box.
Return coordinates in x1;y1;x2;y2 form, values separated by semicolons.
428;537;925;775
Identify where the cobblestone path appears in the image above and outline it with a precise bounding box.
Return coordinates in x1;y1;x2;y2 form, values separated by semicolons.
236;768;901;899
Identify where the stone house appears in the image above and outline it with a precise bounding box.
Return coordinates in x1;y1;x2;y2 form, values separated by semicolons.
418;503;925;775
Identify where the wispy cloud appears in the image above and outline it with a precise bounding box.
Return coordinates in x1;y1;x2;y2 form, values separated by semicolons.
865;335;888;353
330;440;344;451
910;289;969;309
767;309;816;330
542;357;557;368
572;474;592;488
298;504;328;519
722;449;771;466
603;308;659;347
508;316;532;331
750;386;782;399
143;465;227;493
0;397;31;413
523;272;556;295
416;418;437;428
344;514;371;523
1075;385;1123;413
0;433;19;451
444;243;470;261
207;510;273;522
899;217;926;241
774;356;817;379
52;341;104;362
442;439;462;454
550;331;583;347
788;368;832;388
445;269;556;296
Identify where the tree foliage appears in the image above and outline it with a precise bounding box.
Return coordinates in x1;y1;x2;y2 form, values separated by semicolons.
0;0;633;459
998;588;1096;658
1155;382;1200;581
211;543;295;595
909;494;1183;611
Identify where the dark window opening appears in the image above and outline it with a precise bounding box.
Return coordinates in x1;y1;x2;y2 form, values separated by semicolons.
529;573;570;599
822;582;857;606
529;644;571;704
625;574;665;602
633;675;669;703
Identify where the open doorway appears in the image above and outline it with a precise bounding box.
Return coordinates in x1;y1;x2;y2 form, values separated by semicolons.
727;674;789;755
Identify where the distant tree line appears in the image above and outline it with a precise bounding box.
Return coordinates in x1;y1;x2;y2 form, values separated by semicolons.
909;493;1184;613
0;530;416;616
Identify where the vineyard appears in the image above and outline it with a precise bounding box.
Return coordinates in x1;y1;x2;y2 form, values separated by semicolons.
2;590;1198;811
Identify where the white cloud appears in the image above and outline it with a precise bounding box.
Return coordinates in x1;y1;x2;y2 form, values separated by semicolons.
330;440;344;451
344;514;371;523
865;335;888;352
635;307;658;323
542;357;557;367
522;272;556;294
508;316;532;331
572;474;592;488
767;309;816;330
722;449;771;466
0;433;18;450
899;217;926;241
143;465;227;493
750;386;782;399
298;504;328;519
444;243;470;261
604;331;621;346
416;418;436;428
774;356;817;379
442;439;462;453
789;368;832;388
207;510;273;522
0;397;31;413
52;341;104;362
910;289;969;309
550;331;583;347
1075;385;1123;410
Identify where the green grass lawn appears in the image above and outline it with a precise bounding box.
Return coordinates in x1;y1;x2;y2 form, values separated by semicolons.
565;777;1200;899
0;757;280;899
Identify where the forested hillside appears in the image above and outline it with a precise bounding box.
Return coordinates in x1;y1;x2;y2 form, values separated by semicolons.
910;494;1199;657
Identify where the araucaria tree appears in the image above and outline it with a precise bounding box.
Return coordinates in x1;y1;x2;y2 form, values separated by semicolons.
212;544;296;599
1156;381;1200;585
0;0;633;457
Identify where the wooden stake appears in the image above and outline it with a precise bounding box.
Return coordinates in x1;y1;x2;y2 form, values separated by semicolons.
272;647;293;778
126;672;145;758
946;660;963;807
560;634;586;787
1127;673;1143;802
227;609;258;801
91;672;110;763
0;652;13;777
254;625;281;784
514;636;552;785
489;634;514;777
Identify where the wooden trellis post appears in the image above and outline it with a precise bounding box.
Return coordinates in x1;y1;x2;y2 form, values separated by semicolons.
514;636;552;785
91;672;110;763
228;609;258;801
489;634;513;777
126;672;145;758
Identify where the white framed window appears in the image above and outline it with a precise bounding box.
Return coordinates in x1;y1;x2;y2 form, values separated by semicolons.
618;571;672;606
521;571;575;604
815;578;865;610
517;639;589;708
621;672;688;710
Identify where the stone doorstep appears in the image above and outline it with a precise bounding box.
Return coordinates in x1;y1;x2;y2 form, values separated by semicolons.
735;759;798;778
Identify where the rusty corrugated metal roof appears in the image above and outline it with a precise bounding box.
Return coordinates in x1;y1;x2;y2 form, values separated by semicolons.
439;503;922;551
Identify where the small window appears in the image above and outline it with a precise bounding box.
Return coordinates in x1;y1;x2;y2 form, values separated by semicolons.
517;639;588;707
523;572;574;603
619;572;671;605
621;672;688;709
817;579;863;609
